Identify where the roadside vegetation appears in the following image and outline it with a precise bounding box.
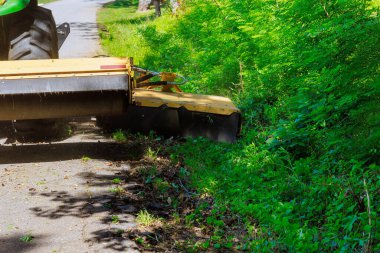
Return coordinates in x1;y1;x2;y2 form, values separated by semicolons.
38;0;56;4
99;0;379;252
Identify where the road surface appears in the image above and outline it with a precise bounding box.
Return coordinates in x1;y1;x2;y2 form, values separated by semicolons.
0;1;140;252
48;0;109;58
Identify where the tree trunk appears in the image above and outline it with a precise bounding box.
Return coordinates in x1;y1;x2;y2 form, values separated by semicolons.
138;0;152;11
153;0;161;17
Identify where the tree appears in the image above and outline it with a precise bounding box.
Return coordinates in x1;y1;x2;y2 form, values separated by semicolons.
153;0;161;17
138;0;151;12
138;0;161;17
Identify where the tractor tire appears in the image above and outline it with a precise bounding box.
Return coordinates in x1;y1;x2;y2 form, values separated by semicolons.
0;17;10;60
8;6;66;142
9;6;58;60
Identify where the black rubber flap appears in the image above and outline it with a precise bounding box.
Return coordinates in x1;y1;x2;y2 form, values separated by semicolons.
99;105;241;143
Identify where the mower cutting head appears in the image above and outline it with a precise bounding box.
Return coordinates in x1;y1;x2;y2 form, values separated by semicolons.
0;58;242;142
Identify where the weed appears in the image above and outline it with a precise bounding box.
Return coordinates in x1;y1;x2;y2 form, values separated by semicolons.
81;156;90;162
112;129;127;142
152;178;170;193
145;147;159;160
66;126;73;136
36;180;46;186
136;209;161;226
111;215;120;224
135;237;145;245
19;234;33;243
111;178;122;184
109;186;125;194
172;212;181;224
140;165;158;184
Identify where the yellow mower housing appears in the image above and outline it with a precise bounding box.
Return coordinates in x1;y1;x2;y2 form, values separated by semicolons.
0;57;241;142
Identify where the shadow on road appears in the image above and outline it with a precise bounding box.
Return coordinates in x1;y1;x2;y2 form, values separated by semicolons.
0;233;47;253
69;22;100;40
0;142;145;164
28;165;145;252
27;156;202;252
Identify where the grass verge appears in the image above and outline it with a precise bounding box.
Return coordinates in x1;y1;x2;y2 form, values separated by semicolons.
97;0;155;65
38;0;56;4
98;1;379;252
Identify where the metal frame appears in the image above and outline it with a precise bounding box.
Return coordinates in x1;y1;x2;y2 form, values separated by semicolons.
0;57;240;123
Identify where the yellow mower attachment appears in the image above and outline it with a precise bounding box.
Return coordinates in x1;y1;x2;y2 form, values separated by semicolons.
0;57;241;142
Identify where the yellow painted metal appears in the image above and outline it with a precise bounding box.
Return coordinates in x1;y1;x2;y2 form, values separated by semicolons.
132;88;239;116
0;57;239;116
0;71;129;80
0;57;131;78
160;72;182;92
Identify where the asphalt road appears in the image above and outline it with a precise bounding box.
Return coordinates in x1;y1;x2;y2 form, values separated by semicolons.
0;1;140;252
47;0;109;58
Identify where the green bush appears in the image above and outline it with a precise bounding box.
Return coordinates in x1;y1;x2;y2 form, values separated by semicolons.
99;0;379;251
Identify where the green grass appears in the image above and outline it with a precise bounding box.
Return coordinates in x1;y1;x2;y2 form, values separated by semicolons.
136;209;160;226
109;186;125;194
111;177;122;184
144;147;159;160
38;0;56;4
112;129;127;142
97;0;180;70
19;234;33;243
111;215;120;224
98;0;380;251
97;0;155;65
81;155;90;162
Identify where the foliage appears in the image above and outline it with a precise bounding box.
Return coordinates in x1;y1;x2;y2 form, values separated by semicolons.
99;0;379;251
136;209;161;226
19;234;33;243
111;215;120;224
98;0;154;64
38;0;56;4
112;129;127;142
81;155;90;162
112;177;123;184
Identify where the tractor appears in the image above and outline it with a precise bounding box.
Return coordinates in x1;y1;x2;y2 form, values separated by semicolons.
0;0;241;142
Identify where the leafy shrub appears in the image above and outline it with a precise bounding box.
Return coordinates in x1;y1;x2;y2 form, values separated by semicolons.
99;0;379;251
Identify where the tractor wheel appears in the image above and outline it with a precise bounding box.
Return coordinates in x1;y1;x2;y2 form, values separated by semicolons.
9;6;66;142
8;6;58;60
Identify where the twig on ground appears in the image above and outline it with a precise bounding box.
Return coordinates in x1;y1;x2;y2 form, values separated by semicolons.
363;178;372;253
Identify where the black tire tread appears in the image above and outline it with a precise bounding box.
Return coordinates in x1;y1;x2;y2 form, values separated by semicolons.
9;6;58;60
8;6;64;142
